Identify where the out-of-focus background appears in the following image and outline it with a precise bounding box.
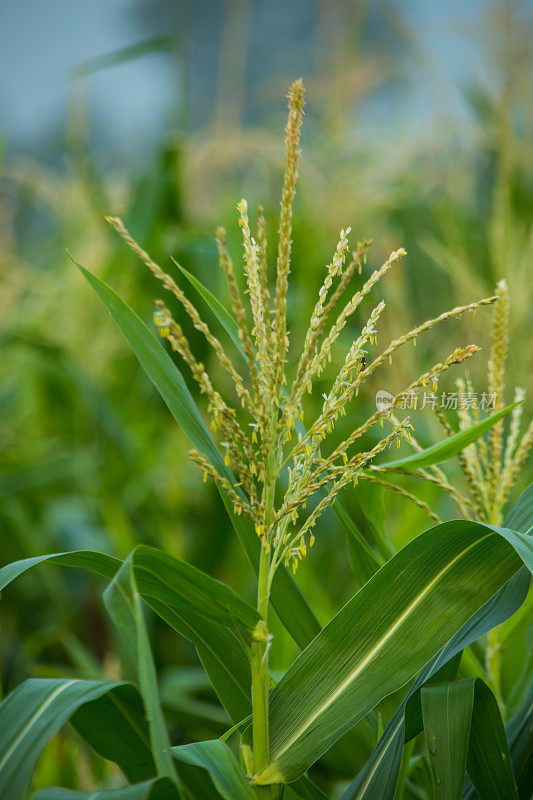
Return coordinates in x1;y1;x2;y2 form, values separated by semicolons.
1;0;532;794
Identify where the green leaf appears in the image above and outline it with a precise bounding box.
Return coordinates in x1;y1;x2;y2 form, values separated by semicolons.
339;484;533;800
73;257;323;652
0;545;256;724
36;778;180;800
103;556;178;784
71;255;233;484
505;688;533;799
257;517;533;784
170;257;245;357
132;545;260;639
466;679;519;799
373;401;520;472
129;545;255;723
421;681;475;800
172;739;256;800
71;683;155;783
0;678;128;800
147;601;252;723
421;679;519;800
0;550;120;590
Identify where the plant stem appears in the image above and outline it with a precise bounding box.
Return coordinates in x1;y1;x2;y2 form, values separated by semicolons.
251;410;278;795
252;546;270;776
486;509;505;717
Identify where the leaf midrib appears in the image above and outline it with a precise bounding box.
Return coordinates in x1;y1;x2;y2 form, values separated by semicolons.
270;533;491;765
0;680;78;772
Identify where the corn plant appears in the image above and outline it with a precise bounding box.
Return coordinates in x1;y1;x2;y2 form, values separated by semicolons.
0;81;531;800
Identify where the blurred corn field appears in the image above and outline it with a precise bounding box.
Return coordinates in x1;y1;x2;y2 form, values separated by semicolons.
0;0;532;795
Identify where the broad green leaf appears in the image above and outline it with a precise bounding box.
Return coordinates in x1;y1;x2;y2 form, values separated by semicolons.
103;556;178;784
170;257;245;357
466;679;518;799
421;681;475;800
147;600;251;723
0;678;128;800
172;740;256;800
36;778;180;800
257;517;533;784
132;545;260;639
72;256;233;484
130;545;255;723
71;683;155;783
340;484;533;800
423;679;519;800
373;401;520;472
0;545;259;640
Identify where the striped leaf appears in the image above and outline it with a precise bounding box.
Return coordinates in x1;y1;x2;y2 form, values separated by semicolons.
256;517;533;784
0;679;132;800
422;679;518;800
103;556;178;783
421;681;475;800
341;484;533;800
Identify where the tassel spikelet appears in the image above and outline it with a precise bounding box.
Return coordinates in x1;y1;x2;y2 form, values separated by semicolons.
487;279;510;495
107;80;508;579
272;79;305;403
392;281;530;527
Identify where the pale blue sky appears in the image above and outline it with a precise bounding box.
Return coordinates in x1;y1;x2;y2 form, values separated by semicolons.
0;0;524;165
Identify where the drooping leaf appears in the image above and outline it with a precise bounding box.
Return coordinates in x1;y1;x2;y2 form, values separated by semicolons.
373;401;520;472
256;517;532;784
70;683;155;783
0;546;256;723
0;550;120;590
132;545;260;639
103;556;178;784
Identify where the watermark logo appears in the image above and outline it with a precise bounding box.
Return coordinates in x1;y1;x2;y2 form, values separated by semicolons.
376;389;497;411
375;389;394;411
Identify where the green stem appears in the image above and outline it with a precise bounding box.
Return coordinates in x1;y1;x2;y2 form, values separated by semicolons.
485;509;505;717
252;547;270;778
251;410;278;796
